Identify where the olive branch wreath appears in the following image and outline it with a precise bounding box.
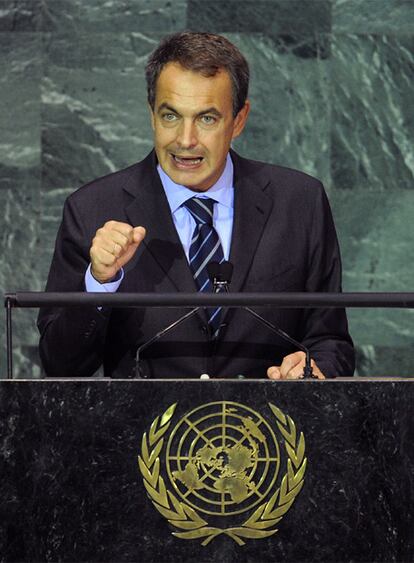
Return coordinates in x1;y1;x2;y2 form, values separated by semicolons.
138;402;307;547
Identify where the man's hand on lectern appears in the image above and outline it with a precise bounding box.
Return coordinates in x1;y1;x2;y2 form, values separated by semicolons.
267;351;325;380
90;221;146;284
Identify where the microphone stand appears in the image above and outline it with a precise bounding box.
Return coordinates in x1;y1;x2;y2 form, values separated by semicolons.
134;307;201;378
209;263;315;379
135;263;232;378
135;261;315;379
242;306;314;378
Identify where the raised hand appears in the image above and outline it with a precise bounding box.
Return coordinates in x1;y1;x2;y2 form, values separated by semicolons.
90;221;146;283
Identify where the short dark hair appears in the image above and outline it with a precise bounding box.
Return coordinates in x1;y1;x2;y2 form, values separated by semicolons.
145;32;250;117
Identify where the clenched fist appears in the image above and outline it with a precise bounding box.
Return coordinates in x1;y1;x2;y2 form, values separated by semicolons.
90;221;146;283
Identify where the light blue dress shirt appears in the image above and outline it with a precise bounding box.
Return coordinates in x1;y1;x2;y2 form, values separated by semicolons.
85;153;234;292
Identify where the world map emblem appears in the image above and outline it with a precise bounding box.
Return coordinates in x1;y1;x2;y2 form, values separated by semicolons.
138;401;307;546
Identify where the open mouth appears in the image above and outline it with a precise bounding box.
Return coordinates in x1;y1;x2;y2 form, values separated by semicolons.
171;154;204;167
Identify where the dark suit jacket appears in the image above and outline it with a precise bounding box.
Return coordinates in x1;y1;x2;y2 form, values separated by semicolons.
37;150;355;379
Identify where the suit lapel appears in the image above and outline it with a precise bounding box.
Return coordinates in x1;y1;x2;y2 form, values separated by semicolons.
122;152;197;292
228;150;273;293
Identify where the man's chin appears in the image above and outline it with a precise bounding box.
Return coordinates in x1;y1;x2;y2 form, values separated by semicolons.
164;165;212;192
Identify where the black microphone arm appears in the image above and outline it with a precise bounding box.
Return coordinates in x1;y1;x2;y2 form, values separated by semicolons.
135;306;201;379
242;306;314;378
208;261;314;379
135;262;234;379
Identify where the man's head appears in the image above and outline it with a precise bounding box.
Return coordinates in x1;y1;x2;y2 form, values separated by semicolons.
146;32;250;118
145;32;250;191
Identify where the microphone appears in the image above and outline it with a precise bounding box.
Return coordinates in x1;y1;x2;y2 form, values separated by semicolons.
207;261;315;379
207;261;233;292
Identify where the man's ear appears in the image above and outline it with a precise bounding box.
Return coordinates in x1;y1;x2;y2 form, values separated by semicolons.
148;103;155;130
232;100;250;140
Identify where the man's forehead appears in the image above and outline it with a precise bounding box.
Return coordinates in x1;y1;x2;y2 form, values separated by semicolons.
155;90;224;114
158;61;230;81
155;62;233;104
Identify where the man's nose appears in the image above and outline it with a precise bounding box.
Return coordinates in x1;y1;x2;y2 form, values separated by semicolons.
176;120;197;149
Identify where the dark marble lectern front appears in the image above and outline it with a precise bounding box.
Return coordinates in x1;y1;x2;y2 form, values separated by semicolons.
0;379;413;563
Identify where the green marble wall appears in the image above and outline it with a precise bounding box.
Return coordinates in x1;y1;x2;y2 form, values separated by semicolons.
1;0;413;378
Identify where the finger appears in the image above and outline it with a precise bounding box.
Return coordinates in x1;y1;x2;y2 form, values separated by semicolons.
91;239;119;261
116;227;146;267
108;230;131;252
97;225;145;255
96;227;132;249
310;363;326;380
104;221;135;240
267;366;281;380
133;226;146;243
91;247;118;267
285;361;306;380
117;241;140;268
285;359;326;380
279;351;305;378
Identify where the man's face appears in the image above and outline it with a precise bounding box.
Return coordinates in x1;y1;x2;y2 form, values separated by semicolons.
150;62;250;192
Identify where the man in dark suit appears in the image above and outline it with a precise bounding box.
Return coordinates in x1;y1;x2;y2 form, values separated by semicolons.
38;32;354;380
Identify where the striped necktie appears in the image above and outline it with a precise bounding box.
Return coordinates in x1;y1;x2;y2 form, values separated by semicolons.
183;197;225;338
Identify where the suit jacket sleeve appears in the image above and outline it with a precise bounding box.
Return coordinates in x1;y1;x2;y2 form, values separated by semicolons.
37;195;110;376
299;182;354;377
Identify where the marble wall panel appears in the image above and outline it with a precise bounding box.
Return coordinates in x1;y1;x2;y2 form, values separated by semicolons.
331;34;414;191
0;33;40;171
0;0;42;31
333;0;414;34
231;33;331;185
188;0;332;59
1;0;414;378
329;28;414;375
41;31;155;191
187;0;331;34
41;0;186;32
331;190;414;375
0;0;186;32
0;32;42;377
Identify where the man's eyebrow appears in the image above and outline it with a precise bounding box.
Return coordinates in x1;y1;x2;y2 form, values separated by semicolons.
195;107;223;118
157;103;180;114
157;103;223;118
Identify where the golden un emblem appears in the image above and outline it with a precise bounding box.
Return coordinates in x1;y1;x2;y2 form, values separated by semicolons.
138;402;306;546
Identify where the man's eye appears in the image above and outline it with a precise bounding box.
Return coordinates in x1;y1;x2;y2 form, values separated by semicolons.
200;115;216;125
162;113;177;122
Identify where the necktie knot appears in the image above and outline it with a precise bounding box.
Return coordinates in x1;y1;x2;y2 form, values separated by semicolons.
183;197;215;227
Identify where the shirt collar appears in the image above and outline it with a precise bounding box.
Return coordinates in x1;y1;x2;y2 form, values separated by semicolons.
157;153;234;214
